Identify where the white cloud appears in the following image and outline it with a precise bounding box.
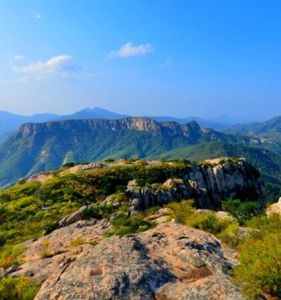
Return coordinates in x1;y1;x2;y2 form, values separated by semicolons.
30;11;42;20
14;55;81;81
109;42;153;58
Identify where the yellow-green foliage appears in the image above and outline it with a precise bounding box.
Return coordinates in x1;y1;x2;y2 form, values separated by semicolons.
217;222;240;248
0;245;23;268
39;240;50;258
0;277;39;300
108;213;156;236
69;238;86;248
167;200;235;235
233;215;281;299
167;200;194;224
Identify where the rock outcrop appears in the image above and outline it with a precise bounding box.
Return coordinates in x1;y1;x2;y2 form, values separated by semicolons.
126;158;265;211
187;158;265;209
266;197;281;216
8;222;244;300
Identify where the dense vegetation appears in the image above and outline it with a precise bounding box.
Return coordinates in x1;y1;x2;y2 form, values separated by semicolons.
0;277;39;300
234;215;281;299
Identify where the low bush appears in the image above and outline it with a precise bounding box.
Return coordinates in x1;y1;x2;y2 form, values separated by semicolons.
167;200;233;232
233;231;281;299
233;215;281;299
222;199;260;224
0;245;23;268
109;214;156;236
167;200;194;224
0;277;40;300
186;212;231;234
69;238;86;248
82;205;114;220
167;200;241;247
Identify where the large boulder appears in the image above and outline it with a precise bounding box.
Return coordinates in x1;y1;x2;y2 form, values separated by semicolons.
31;223;243;300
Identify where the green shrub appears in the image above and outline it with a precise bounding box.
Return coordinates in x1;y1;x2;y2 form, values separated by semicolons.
0;245;24;268
0;277;39;300
246;214;281;235
217;222;241;248
167;200;240;247
69;238;86;248
109;214;156;236
104;158;115;163
82;205;114;220
233;232;281;299
186;212;230;234
232;215;281;298
167;200;194;224
222;199;260;224
61;162;76;169
17;178;27;185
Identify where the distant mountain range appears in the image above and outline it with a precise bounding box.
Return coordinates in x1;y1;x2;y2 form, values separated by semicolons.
0;107;238;138
1;116;281;199
229;116;281;136
1;107;281;199
0;111;58;136
0;118;237;186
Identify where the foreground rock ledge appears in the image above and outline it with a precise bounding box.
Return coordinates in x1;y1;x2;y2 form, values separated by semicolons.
28;223;244;300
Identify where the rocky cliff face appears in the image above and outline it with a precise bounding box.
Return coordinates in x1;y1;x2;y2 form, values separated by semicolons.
124;158;265;211
188;158;265;209
15;117;206;139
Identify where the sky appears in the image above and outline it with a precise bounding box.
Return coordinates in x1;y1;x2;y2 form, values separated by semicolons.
1;0;281;121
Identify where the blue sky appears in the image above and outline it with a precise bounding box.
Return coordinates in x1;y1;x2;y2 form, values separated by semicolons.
0;0;281;120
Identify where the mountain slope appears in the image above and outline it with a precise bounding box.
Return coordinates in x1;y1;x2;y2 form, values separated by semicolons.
229;116;281;136
1;116;281;201
0;117;251;186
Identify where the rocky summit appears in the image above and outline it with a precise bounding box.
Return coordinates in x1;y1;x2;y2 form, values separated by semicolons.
0;157;271;299
7;222;244;300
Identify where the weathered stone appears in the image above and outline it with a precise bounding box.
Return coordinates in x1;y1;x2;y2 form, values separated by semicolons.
23;219;111;261
266;197;281;216
58;206;87;227
32;223;244;300
126;158;265;212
